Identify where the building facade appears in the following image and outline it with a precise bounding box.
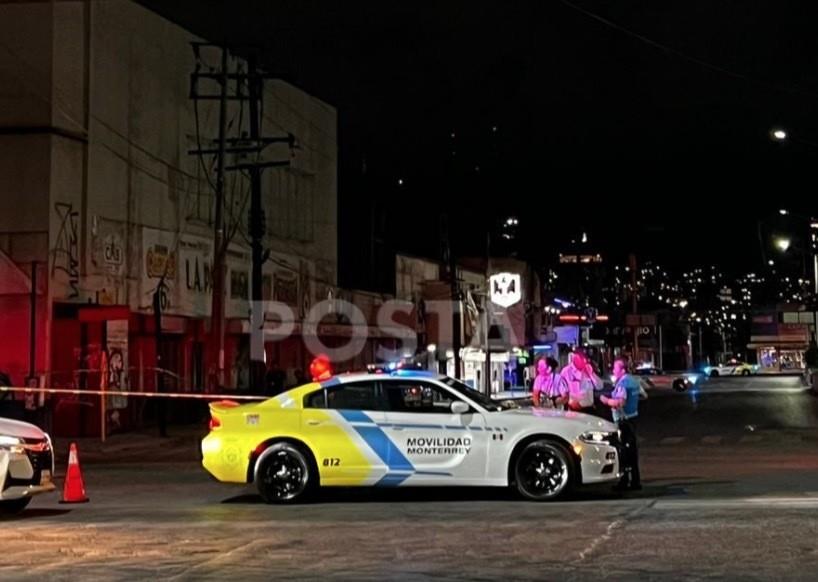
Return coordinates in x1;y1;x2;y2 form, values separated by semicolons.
0;0;337;433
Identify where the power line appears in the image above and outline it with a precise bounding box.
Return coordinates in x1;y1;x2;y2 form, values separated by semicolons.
556;0;818;101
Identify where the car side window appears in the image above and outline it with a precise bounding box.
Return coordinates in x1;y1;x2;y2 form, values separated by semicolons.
304;381;383;411
381;381;463;414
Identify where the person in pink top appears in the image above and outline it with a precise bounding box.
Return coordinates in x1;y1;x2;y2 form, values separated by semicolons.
558;348;602;414
531;357;565;408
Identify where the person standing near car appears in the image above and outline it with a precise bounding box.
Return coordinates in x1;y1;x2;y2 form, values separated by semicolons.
558;348;601;414
532;357;565;408
601;356;646;491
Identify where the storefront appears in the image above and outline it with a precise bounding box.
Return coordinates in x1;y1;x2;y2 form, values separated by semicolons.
749;320;811;372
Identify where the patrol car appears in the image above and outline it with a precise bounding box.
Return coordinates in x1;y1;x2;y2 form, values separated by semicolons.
0;416;56;514
703;359;757;377
201;370;621;503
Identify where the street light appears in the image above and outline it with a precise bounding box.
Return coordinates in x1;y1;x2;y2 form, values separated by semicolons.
771;129;788;141
780;209;790;216
775;237;792;252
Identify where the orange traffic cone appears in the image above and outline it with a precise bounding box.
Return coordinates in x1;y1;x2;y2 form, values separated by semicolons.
60;442;89;504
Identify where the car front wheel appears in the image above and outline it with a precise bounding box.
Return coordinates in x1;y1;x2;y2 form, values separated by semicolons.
512;440;573;501
0;497;32;515
255;443;314;504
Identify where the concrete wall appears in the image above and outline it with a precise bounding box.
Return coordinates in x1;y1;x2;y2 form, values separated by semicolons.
0;0;337;324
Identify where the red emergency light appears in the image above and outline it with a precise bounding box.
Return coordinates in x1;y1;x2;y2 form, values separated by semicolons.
310;354;333;382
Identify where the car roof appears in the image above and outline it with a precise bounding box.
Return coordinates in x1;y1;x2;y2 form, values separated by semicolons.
265;370;450;409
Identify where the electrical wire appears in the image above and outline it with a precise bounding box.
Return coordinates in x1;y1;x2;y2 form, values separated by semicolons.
556;0;818;100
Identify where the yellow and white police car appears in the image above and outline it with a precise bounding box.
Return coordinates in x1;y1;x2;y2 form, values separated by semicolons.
0;416;56;514
703;359;758;377
202;370;621;503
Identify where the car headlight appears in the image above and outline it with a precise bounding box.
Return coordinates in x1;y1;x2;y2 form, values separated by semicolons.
579;431;617;445
685;374;699;384
0;435;25;454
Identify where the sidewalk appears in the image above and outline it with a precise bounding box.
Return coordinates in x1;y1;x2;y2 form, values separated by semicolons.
52;424;207;465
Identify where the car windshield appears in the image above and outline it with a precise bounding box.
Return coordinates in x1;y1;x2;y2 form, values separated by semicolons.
442;377;515;412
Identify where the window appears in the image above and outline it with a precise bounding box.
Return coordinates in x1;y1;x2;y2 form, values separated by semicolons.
381;381;462;414
304;381;381;411
268;167;315;242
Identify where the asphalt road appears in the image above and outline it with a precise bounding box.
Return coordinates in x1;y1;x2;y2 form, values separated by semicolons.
2;376;818;581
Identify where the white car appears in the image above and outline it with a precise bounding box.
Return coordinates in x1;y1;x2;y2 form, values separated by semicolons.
202;370;622;502
703;359;758;377
0;417;56;514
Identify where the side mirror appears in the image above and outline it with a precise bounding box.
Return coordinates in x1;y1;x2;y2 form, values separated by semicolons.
451;401;470;414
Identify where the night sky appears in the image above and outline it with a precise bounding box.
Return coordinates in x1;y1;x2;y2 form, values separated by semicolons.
140;1;818;287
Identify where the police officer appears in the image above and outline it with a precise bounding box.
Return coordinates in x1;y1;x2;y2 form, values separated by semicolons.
600;356;646;491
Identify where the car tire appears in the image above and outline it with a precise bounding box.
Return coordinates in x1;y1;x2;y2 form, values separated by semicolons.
255;442;315;504
0;497;32;515
512;440;574;501
710;370;720;378
741;369;750;376
672;378;688;392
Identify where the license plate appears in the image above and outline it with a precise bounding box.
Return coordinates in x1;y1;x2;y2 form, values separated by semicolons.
40;470;52;485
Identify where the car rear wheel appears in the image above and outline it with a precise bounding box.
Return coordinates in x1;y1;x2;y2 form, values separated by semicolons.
512;440;573;501
741;369;750;376
0;497;32;515
710;369;720;378
255;443;314;504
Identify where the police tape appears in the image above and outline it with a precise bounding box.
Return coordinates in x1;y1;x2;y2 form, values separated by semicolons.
0;385;268;401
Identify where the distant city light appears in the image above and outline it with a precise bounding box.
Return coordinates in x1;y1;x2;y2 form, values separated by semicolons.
772;129;788;141
774;237;792;252
779;209;789;215
398;178;404;186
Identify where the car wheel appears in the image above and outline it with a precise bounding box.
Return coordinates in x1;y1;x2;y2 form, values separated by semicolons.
672;378;688;392
255;442;314;504
0;497;32;515
741;369;750;376
512;440;573;501
709;369;720;378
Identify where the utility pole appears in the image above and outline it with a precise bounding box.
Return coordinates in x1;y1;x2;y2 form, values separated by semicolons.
247;54;266;390
629;253;639;362
484;230;492;397
211;45;229;390
190;44;294;391
449;230;462;380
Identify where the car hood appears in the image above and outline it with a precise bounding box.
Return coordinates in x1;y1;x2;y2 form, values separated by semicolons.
497;407;618;432
0;416;47;440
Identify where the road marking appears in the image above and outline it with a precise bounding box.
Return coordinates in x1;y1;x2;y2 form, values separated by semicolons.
655;496;818;509
575;519;624;562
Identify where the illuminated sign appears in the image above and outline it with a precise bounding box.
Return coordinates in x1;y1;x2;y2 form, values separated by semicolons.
489;272;521;308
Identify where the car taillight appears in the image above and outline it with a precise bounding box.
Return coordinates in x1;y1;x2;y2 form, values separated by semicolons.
209;416;221;431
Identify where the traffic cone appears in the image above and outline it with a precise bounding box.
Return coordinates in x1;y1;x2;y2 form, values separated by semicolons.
60;442;89;504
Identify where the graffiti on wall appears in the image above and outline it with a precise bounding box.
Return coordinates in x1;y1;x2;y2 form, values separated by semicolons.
52;202;80;298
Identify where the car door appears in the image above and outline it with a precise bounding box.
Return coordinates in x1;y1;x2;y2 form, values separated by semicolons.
301;380;390;486
380;379;490;485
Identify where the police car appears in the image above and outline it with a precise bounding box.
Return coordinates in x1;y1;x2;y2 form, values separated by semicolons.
201;370;621;503
703;359;758;377
0;416;56;514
